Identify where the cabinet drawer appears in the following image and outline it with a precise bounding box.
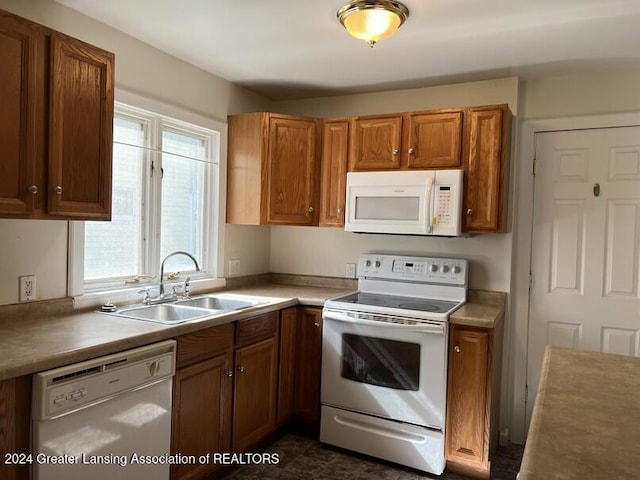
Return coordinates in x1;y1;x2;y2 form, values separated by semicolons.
175;323;234;369
236;312;278;347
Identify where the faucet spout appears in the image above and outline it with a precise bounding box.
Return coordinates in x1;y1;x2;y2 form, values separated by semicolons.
159;251;201;297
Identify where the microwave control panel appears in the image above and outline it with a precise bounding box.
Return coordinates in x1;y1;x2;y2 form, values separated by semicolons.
434;186;453;225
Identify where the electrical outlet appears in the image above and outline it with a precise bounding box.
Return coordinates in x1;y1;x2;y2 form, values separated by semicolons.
228;259;241;276
19;275;36;302
346;263;356;279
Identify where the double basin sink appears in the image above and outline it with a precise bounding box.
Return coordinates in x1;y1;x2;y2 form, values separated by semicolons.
106;294;266;325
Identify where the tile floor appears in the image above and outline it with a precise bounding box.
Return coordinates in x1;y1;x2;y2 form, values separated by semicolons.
221;433;524;479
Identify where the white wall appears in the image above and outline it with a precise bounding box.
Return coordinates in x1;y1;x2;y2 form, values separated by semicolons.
0;0;271;305
271;77;519;293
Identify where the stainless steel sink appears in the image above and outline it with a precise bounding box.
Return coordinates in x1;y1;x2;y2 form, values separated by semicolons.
103;293;266;325
177;294;265;311
113;304;222;324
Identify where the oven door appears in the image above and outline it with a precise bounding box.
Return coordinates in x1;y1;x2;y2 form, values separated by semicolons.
321;308;448;430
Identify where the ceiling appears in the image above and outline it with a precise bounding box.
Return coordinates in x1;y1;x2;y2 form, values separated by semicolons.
57;0;640;100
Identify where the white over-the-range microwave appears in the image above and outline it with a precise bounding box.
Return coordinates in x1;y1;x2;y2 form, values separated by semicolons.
344;169;463;236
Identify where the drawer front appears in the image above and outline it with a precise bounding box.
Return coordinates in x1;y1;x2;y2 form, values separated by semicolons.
176;323;234;369
236;312;278;347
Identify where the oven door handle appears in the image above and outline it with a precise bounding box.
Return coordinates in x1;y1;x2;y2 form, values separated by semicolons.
322;309;446;335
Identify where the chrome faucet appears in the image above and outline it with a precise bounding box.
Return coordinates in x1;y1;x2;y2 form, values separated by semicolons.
159;251;201;298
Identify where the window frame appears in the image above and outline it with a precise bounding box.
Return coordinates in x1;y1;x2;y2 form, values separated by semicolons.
68;90;227;307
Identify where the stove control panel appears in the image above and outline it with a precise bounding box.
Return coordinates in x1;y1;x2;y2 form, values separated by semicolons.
359;254;468;285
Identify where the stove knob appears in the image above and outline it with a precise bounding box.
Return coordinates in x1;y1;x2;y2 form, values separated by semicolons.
365;260;372;267
452;265;462;274
374;260;381;268
429;264;439;272
441;265;450;273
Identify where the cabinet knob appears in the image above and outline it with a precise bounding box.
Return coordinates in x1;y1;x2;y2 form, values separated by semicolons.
408;147;415;155
337;207;343;214
27;185;38;194
224;370;233;377
313;322;320;328
54;185;63;195
308;206;314;213
392;149;399;156
466;208;473;216
454;345;461;353
237;366;245;373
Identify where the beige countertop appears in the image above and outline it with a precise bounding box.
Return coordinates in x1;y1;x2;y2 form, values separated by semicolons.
0;283;353;382
519;346;640;480
0;282;505;383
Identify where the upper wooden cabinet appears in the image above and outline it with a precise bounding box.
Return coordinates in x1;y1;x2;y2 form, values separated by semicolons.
319;119;349;227
405;111;463;168
462;105;511;233
349;109;464;171
227;112;319;226
349;114;403;170
0;9;114;220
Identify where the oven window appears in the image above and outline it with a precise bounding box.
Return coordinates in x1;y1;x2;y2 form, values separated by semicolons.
341;334;420;391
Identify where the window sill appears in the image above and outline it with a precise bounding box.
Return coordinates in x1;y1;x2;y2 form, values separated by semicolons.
73;277;227;310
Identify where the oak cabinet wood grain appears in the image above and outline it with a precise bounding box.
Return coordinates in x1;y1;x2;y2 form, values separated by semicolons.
294;307;323;430
446;320;504;479
462;105;511;233
277;307;297;425
227;112;319;226
0;9;114;220
0;376;31;480
405;111;463;169
319;119;349;227
349;114;403;170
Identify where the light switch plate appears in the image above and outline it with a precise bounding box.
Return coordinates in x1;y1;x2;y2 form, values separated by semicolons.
228;259;241;276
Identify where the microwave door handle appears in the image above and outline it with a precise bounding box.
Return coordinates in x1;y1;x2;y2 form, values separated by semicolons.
425;176;434;234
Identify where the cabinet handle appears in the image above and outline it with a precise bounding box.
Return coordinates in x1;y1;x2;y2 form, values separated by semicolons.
408;147;415;155
466;208;473;216
54;185;63;195
392;149;399;156
308;206;314;213
237;366;245;373
224;370;233;377
313;322;320;328
454;345;461;353
27;185;38;194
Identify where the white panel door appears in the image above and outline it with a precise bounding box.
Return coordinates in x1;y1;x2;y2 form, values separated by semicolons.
527;127;640;425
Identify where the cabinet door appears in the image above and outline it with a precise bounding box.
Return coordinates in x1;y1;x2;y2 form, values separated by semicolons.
406;111;462;168
48;33;114;220
265;115;318;225
350;115;402;170
171;352;232;480
277;307;297;425
319;119;348;226
0;376;30;480
0;12;41;215
463;107;509;232
294;307;322;428
232;337;278;451
446;325;489;473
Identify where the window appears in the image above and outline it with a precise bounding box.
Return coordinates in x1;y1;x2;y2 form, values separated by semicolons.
70;99;224;298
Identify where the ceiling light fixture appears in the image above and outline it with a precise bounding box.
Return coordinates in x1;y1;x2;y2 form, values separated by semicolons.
337;0;410;47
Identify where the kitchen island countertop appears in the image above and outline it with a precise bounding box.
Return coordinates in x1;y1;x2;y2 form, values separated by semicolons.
518;346;640;479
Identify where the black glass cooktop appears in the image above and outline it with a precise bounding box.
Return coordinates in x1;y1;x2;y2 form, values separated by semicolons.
331;292;460;314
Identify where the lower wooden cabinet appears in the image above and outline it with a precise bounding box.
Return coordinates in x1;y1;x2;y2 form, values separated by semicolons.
171;324;234;480
445;322;503;479
232;336;278;451
294;307;323;429
277;307;297;425
171;353;232;480
0;376;31;480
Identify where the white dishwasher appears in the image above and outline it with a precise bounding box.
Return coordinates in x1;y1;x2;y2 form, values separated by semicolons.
32;340;176;480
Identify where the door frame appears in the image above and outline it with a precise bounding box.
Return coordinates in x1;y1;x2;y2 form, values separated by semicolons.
509;111;640;443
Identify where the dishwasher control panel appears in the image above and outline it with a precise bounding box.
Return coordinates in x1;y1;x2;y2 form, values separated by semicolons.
32;340;176;420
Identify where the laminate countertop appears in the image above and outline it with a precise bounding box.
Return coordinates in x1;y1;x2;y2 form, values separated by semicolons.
0;283;505;383
519;346;640;480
